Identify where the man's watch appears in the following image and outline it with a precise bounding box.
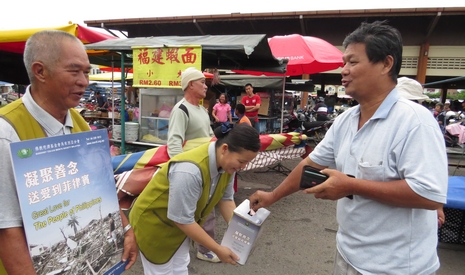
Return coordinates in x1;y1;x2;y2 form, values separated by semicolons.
123;224;132;235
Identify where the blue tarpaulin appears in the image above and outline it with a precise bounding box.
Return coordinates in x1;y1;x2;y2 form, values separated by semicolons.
0;81;14;86
446;176;465;210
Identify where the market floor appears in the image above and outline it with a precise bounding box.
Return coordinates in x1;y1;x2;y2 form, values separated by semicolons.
123;157;465;275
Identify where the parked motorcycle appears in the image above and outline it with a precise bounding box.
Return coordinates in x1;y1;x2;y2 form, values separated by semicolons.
444;119;465;148
281;109;332;145
301;120;332;145
444;129;460;148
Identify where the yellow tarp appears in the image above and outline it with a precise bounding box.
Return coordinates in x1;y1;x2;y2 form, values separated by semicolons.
0;25;77;43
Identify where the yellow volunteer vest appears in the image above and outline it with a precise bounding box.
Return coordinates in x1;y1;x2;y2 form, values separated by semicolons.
129;142;232;264
0;98;90;140
0;98;90;274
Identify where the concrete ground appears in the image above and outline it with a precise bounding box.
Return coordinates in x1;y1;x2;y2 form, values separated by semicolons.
123;154;465;275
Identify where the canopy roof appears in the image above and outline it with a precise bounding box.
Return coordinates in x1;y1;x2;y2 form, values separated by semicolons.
0;24;116;84
89;72;133;81
218;75;314;91
85;34;287;74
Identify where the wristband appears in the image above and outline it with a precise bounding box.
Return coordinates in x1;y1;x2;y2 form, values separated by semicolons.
123;224;132;235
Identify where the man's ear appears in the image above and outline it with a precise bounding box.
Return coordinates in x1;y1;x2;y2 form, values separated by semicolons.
382;55;394;75
31;62;47;83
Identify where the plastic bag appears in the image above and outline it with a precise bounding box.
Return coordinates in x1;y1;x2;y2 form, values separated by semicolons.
158;104;172;118
132;107;140;121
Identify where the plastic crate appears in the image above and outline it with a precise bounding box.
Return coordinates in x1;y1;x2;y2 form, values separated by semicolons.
438;207;465;244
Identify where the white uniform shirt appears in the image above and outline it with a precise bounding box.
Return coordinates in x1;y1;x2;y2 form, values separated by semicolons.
167;142;234;224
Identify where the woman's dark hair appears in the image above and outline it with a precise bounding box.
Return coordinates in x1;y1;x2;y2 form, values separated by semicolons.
214;123;260;153
218;93;228;102
343;20;403;82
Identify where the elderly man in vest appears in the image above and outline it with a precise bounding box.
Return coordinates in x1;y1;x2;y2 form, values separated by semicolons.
0;30;137;274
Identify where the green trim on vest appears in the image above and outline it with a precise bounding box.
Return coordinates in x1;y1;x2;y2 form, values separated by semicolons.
0;259;6;275
0;98;90;140
0;99;90;274
129;142;232;264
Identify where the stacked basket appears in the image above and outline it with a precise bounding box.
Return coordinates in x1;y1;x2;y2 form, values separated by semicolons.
112;122;139;142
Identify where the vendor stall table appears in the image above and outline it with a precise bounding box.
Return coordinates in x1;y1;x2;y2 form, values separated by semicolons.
83;116;119;127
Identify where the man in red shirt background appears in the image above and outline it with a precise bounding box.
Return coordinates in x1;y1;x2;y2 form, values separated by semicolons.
241;83;261;133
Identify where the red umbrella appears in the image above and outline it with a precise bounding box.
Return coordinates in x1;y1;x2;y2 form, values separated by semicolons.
235;34;343;76
233;34;343;133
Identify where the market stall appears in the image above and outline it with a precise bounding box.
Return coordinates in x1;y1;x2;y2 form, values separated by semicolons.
88;72;133;81
216;75;314;134
85;34;288;153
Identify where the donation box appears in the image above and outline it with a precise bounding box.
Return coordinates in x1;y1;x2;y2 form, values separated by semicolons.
221;199;270;265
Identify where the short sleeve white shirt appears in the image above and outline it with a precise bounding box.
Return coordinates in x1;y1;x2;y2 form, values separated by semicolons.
167;142;234;224
310;88;448;275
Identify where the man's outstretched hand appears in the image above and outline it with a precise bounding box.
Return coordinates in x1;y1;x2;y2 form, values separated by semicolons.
249;190;275;212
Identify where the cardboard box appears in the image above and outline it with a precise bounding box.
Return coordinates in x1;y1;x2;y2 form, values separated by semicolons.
84;110;98;117
108;111;120;119
259;97;270;116
220;199;270;265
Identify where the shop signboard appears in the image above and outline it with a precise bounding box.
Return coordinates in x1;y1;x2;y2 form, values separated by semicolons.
10;129;126;275
132;45;202;88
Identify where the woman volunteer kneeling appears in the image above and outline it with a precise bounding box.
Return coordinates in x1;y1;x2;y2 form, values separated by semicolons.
129;123;261;274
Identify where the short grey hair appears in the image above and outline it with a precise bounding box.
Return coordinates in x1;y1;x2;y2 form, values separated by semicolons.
23;30;85;83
